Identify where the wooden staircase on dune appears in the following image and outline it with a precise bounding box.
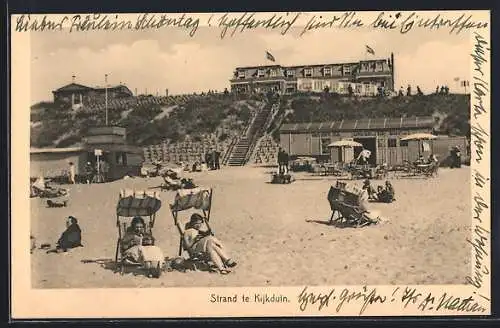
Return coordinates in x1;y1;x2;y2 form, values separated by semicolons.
226;102;274;166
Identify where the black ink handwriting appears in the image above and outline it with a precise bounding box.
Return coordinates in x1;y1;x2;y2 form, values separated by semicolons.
466;225;490;289
297;286;335;311
15;14;68;32
336;286;386;315
470;123;488;164
218;12;300;39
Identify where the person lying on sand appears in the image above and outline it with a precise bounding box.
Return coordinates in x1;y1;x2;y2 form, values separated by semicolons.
183;213;237;275
121;216;164;277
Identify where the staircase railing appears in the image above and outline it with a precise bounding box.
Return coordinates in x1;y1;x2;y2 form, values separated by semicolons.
243;101;276;164
244;102;265;138
222;135;239;165
224;102;264;165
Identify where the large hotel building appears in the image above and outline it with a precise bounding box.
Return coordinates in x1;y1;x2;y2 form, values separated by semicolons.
230;53;395;96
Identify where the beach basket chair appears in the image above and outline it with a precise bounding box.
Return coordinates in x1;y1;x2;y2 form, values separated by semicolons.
169;187;216;271
115;189;162;275
327;181;380;228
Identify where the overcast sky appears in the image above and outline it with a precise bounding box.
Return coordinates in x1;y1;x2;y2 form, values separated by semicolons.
29;13;472;103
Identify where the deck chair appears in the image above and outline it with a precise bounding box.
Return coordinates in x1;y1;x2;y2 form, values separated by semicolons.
169;187;217;271
115;189;162;275
327;181;380;228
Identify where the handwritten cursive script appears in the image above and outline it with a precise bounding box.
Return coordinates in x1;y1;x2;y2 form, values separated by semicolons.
217;12;300;39
465;225;490;290
297;286;335;311
336;286;386;315
399;12;488;34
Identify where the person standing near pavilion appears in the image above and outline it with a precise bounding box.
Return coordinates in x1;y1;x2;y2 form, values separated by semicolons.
68;162;76;184
277;148;285;174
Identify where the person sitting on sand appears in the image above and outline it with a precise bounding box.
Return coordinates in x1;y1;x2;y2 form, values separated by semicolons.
183;213;237;275
385;181;396;201
362;179;377;200
122;216;165;276
374;181;395;203
55;216;83;252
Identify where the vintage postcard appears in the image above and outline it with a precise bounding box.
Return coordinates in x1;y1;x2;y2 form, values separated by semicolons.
11;10;490;318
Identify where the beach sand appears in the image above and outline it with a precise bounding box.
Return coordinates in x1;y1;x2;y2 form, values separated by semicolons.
30;166;471;288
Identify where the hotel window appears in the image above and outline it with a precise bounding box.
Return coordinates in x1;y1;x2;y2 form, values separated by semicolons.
323;67;332;76
287;70;295;77
388;139;397;147
304;68;312;77
270;69;277;77
258;69;265;77
343;66;351;75
400;140;408;147
238;71;246;79
376;62;383;71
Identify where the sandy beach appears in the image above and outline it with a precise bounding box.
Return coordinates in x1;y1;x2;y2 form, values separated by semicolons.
30;166;471;288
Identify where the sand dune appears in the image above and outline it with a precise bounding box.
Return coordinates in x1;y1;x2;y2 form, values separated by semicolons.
30;166;471;288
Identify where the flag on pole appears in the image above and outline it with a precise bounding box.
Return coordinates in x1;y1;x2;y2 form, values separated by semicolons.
365;45;375;55
266;51;276;62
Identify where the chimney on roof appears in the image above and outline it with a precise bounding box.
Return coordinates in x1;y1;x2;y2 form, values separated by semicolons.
72;75;76;83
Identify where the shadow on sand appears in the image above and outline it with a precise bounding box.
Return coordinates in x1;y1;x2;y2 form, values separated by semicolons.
81;257;217;276
305;218;360;229
81;258;149;277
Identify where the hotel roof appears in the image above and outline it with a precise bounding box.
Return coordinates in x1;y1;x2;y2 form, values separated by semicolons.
236;58;389;70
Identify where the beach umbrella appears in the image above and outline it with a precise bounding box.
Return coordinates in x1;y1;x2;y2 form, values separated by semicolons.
400;133;437;158
327;140;363;163
327;140;363;148
400;133;437;141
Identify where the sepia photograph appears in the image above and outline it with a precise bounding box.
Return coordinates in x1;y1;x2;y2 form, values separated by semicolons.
11;10;490;318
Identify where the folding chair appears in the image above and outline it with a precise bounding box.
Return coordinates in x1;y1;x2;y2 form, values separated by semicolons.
169;188;217;271
327;181;379;228
115;189;162;275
